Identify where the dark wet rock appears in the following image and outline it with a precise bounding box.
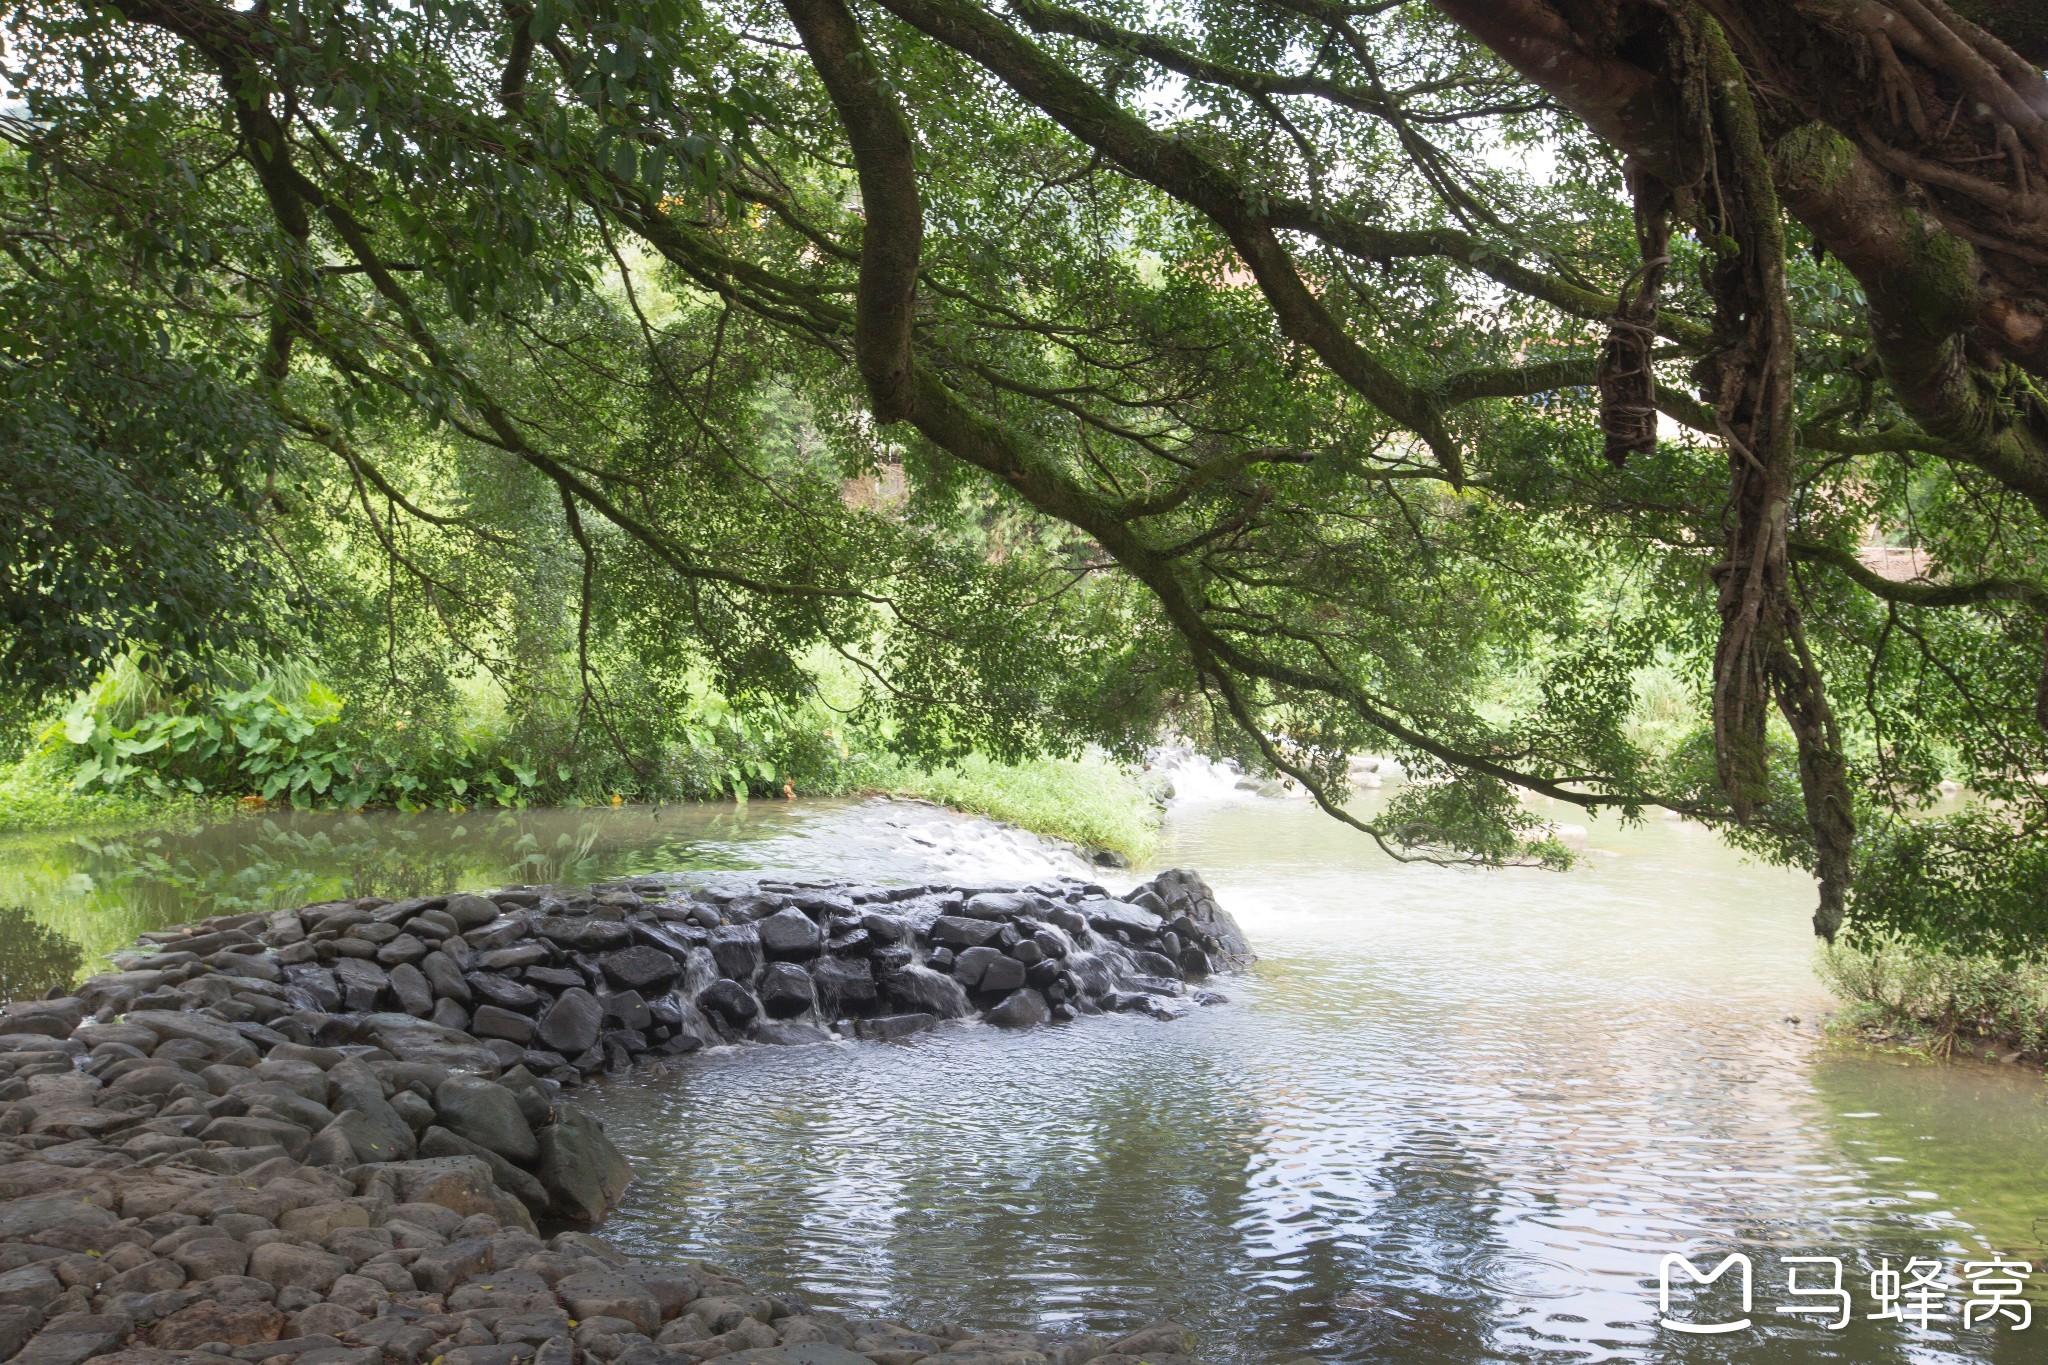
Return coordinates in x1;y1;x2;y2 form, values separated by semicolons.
950;945;1000;989
860;914;908;943
930;916;1004;949
432;1076;539;1163
1079;900;1161;937
470;1005;536;1045
536;916;631;952
808;957;875;1012
601;990;652;1031
879;967;971;1019
535;988;603;1056
1129;949;1179;978
467;973;543;1013
383;962;433;1017
961;947;1027;993
758;964;816;1019
707;925;764;982
960;892;1037;922
753;1022;832;1046
755;908;822;960
464;915;532;951
121;1011;257;1064
535;1105;632;1224
598;947;680;996
697;979;759;1024
356;1015;501;1073
1;999;87;1037
983;988;1051;1029
408;1236;494;1296
417;1127;550;1215
475;943;548;973
443;893;501;930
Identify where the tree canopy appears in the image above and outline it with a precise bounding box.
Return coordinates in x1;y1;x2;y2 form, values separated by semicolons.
5;0;2048;945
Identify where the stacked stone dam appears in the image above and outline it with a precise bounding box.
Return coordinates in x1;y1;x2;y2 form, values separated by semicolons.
0;869;1246;1365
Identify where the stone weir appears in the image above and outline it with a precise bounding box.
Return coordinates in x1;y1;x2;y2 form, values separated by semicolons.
0;869;1247;1365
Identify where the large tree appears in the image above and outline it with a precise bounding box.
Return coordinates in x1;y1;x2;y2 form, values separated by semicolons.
6;0;2048;943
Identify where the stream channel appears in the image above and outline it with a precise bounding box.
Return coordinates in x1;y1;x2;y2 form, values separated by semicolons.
3;788;2045;1363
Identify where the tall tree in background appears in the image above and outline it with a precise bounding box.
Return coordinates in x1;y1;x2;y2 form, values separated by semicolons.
6;0;2048;942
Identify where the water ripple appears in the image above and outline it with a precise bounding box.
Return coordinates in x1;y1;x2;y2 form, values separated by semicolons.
593;800;2048;1364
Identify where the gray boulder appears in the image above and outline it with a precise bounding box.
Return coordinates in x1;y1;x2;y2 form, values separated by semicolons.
755;908;821;959
809;956;875;1011
467;972;543;1013
329;1058;419;1157
707;925;764;981
357;1013;502;1073
758;963;816;1018
331;957;390;1010
1079;899;1163;936
698;978;760;1024
538;916;632;951
443;893;501;929
598;946;681;995
950;945;1002;989
471;1004;537;1044
315;1106;411;1166
930;916;1004;949
535;988;603;1056
960;892;1036;921
535;1104;632;1223
879;966;971;1019
417;1126;551;1215
387;963;434;1017
433;1075;540;1163
983;988;1051;1029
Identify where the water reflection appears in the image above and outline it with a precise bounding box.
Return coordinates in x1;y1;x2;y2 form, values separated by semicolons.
5;793;2048;1361
0;904;83;1002
588;799;2048;1364
0;798;1076;978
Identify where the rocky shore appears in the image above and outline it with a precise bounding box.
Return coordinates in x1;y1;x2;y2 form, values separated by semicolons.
0;869;1248;1365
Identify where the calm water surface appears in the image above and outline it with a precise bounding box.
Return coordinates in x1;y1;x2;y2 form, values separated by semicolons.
4;794;2046;1362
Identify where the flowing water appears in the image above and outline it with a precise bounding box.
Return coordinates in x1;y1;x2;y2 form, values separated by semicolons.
4;794;2047;1362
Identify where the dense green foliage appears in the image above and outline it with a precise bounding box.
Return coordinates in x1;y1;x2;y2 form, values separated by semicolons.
43;656;811;810
2;0;2046;943
1819;930;2048;1059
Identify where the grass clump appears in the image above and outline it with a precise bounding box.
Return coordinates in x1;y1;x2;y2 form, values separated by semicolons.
866;751;1160;862
0;749;216;836
1816;930;2048;1060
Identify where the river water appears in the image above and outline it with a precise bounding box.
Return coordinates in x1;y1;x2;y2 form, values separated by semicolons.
4;793;2046;1362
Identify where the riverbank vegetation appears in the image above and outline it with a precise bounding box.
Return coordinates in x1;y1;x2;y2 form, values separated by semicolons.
0;650;1161;855
6;0;2048;957
1818;932;2048;1065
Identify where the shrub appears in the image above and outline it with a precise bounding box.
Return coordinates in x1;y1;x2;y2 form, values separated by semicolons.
1817;930;2048;1055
